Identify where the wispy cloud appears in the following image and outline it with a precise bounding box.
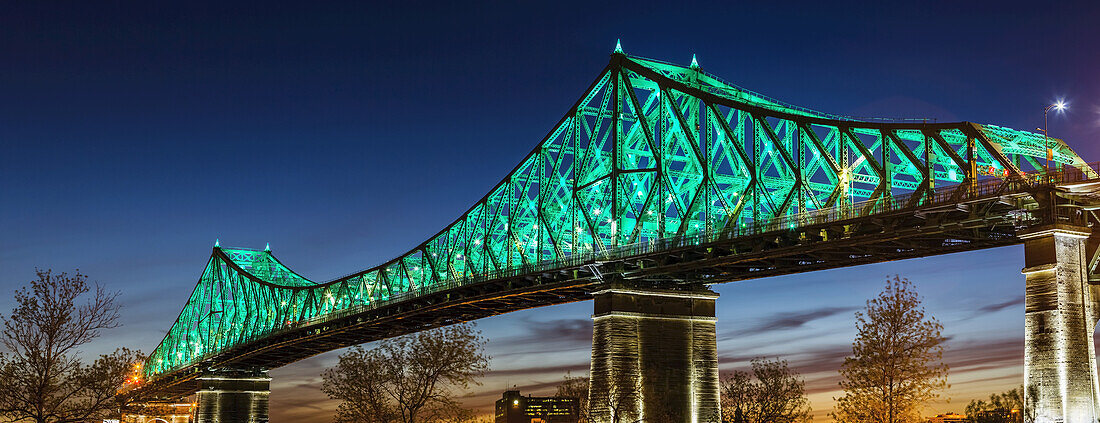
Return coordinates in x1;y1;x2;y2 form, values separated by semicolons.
957;296;1025;321
490;317;593;356
485;362;590;377
977;296;1024;314
723;306;858;338
944;337;1023;372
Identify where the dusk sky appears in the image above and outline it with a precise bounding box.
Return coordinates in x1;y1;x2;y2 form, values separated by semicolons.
2;1;1100;421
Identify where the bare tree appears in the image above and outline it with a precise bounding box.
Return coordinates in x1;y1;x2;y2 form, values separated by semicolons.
722;370;753;423
831;275;948;423
321;323;489;423
555;372;589;423
720;358;811;423
588;371;642;423
0;269;141;423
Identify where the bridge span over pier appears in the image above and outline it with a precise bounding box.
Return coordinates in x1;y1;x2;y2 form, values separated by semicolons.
124;49;1100;423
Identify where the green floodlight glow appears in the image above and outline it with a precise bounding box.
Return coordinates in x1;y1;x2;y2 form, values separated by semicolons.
264;243;271;252
142;50;1091;384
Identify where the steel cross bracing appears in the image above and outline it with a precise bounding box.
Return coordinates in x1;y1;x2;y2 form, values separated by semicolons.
136;50;1095;395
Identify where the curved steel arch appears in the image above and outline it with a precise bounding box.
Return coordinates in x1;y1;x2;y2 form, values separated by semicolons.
141;51;1091;384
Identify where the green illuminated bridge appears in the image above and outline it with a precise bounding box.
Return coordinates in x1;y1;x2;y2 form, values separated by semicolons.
128;47;1100;422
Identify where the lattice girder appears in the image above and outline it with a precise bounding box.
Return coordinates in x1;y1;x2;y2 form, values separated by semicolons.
143;52;1092;382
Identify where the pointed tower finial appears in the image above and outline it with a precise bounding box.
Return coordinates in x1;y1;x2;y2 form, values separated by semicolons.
614;39;623;54
214;238;220;248
264;242;271;252
690;54;699;69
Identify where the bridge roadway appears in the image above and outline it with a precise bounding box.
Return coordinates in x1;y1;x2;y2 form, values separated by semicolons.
126;165;1100;402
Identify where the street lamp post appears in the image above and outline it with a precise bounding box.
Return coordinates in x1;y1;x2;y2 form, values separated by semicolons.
1040;100;1067;171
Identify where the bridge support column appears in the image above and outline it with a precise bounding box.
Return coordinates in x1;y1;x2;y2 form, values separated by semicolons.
588;285;720;423
1022;225;1100;422
121;402;195;423
195;369;270;423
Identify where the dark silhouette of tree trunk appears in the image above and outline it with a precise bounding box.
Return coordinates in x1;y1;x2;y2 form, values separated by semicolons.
321;323;489;423
0;269;141;423
720;358;811;423
831;275;948;423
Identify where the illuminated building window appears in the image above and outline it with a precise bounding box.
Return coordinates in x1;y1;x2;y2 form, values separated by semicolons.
493;390;579;423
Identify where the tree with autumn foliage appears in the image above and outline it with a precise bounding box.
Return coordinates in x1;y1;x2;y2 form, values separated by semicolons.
831;275;948;423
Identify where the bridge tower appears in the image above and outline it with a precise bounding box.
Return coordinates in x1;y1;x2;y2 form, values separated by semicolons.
121;401;196;423
1021;216;1100;421
194;368;270;423
588;283;720;423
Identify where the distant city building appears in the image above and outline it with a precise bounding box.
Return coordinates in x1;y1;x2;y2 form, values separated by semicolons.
927;413;968;423
495;390;579;423
968;410;1023;423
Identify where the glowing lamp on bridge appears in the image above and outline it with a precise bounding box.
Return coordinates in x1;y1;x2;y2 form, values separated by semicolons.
1041;100;1069;168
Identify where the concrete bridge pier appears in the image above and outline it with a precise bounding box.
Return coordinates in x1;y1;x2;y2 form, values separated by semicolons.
195;368;270;423
1022;225;1100;422
588;284;720;423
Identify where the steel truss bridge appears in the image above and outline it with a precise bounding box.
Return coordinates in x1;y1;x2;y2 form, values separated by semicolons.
127;48;1100;408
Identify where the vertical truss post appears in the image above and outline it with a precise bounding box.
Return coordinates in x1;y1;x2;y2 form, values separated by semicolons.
701;101;711;234
924;132;936;199
612;65;621;247
572;108;579;258
967;134;978;190
657;87;667;237
751;115;760;224
881;130;893;204
704;103;713;233
839;127;850;210
797;123;806;214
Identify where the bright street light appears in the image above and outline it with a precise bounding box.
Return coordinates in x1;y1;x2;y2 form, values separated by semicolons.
1041;100;1069;170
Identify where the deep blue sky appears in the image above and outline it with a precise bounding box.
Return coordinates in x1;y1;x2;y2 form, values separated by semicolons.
2;1;1099;420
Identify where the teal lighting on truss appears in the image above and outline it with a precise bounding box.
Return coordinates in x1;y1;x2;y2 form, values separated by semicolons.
141;48;1092;383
